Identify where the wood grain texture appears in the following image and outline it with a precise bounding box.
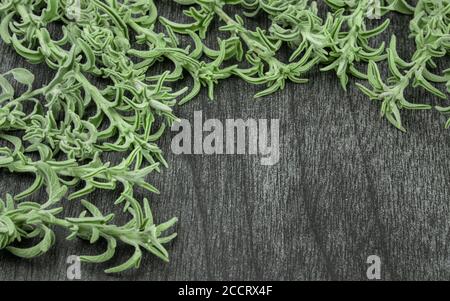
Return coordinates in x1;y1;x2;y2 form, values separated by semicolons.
1;1;450;281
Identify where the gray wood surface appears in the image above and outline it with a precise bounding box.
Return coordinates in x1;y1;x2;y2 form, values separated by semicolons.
1;1;450;281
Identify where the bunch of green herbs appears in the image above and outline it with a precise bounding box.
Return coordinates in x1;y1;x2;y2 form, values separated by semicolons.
0;0;449;273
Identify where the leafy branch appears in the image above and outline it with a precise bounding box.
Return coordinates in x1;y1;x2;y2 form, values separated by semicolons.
0;0;181;272
0;194;177;273
357;0;450;130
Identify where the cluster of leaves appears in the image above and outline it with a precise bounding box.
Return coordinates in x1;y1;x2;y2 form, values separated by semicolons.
165;0;449;130
160;0;320;97
0;0;181;273
0;194;177;273
162;0;389;96
357;0;450;131
1;0;450;274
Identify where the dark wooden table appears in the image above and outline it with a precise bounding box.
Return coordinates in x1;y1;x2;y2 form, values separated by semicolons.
1;1;450;281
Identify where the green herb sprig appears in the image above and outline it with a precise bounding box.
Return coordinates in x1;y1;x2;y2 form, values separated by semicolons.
0;194;177;273
1;0;450;275
357;0;450;131
0;0;179;273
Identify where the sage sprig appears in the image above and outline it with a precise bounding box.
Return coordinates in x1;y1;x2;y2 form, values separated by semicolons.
0;194;177;273
357;0;450;131
319;0;390;89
